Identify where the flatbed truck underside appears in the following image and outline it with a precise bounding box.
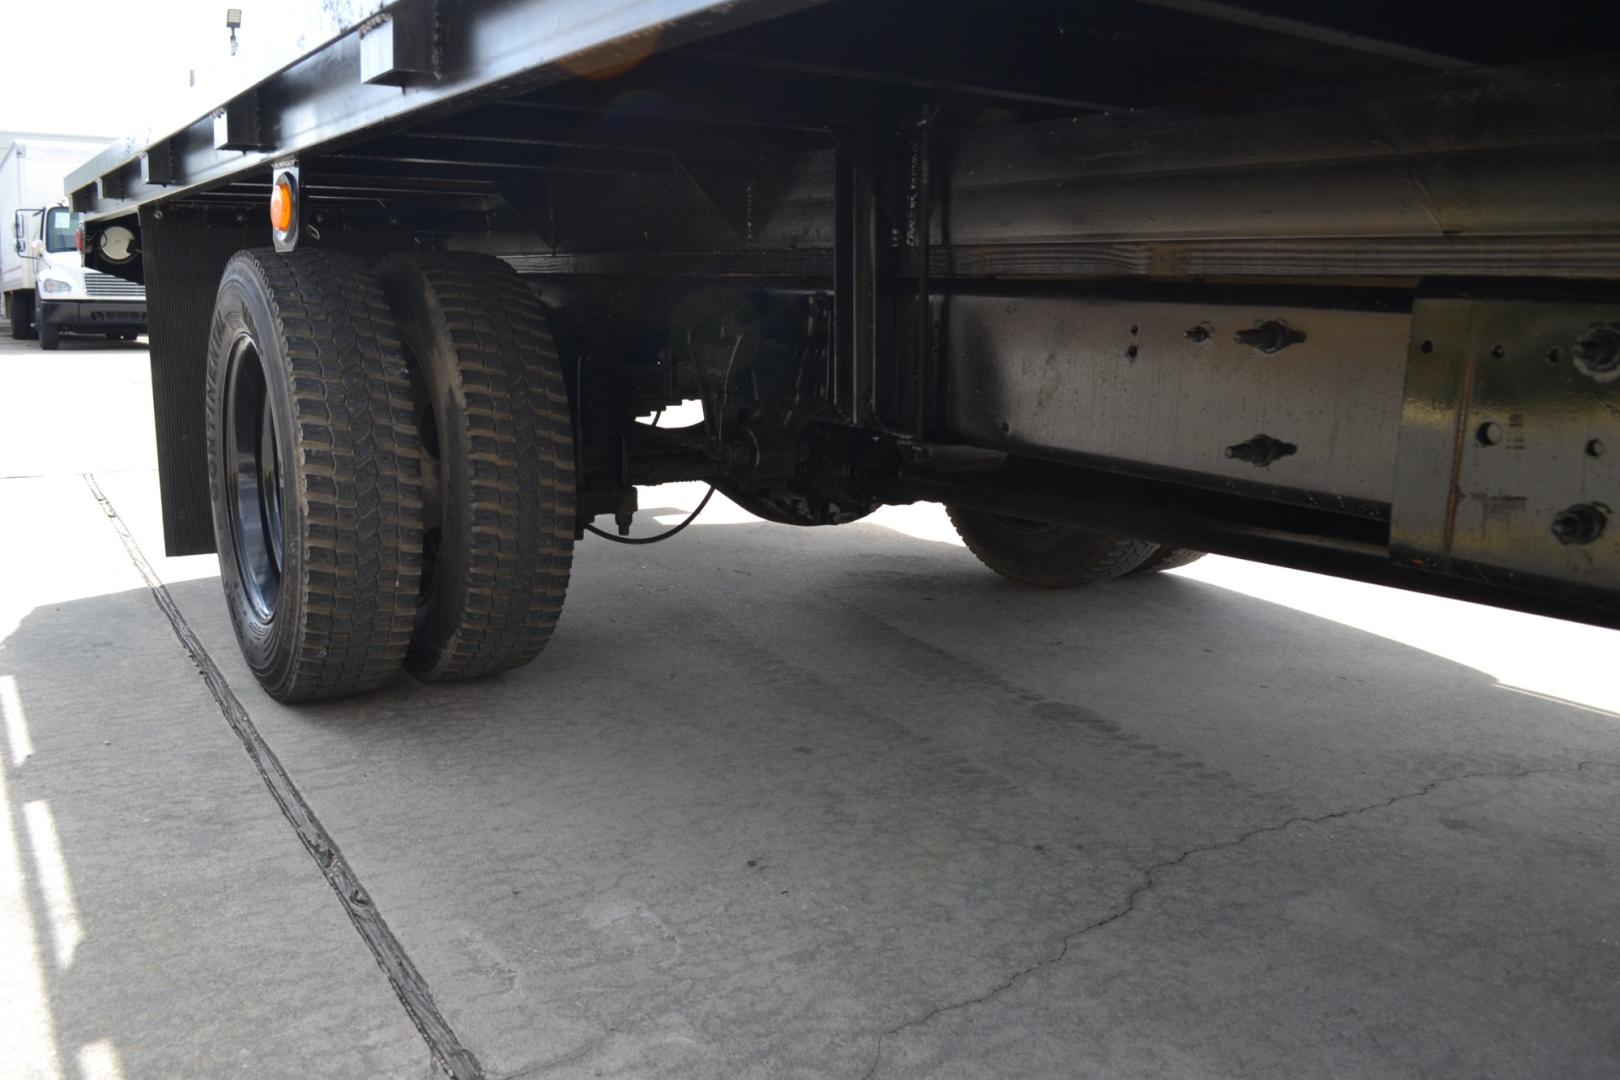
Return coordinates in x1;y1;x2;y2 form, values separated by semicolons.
65;0;1620;699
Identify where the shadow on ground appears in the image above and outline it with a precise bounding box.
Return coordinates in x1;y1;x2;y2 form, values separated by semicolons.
0;334;147;351
4;514;1618;1079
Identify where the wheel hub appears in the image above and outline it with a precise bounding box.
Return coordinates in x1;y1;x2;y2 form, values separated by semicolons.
224;335;283;621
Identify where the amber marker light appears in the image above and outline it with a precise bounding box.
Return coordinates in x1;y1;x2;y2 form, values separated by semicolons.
270;175;295;233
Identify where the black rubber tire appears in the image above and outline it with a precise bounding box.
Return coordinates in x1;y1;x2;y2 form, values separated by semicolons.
947;505;1157;587
206;249;423;702
8;294;31;339
376;252;576;683
39;322;59;350
1131;545;1207;574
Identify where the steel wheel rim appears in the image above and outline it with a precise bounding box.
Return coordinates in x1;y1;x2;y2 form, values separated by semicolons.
224;334;283;622
403;339;444;602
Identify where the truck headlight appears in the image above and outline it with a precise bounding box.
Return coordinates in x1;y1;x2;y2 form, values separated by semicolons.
40;279;73;294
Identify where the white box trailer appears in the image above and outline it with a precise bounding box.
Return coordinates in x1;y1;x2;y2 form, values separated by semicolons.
2;139;146;347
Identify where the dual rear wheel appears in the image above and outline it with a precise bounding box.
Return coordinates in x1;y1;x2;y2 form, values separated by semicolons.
206;249;575;702
206;250;1194;701
946;506;1203;588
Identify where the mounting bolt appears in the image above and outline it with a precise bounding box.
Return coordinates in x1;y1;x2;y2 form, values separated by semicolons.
1550;503;1608;546
1235;319;1306;355
1225;433;1298;468
1573;323;1620;382
1476;422;1503;446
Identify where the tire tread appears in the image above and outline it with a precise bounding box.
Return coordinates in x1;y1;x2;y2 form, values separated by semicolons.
1131;545;1207;574
208;249;422;701
380;252;575;682
947;506;1155;588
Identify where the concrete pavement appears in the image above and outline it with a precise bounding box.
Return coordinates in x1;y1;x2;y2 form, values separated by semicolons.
2;335;1617;1079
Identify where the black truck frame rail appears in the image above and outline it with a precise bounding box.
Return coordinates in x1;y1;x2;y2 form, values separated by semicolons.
66;0;1620;628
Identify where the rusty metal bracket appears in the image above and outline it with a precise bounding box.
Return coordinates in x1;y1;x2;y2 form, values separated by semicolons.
1391;293;1620;604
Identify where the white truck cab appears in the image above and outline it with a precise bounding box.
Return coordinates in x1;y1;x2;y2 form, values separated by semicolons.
3;140;146;349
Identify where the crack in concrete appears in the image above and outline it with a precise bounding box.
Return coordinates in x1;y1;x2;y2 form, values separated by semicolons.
858;761;1620;1080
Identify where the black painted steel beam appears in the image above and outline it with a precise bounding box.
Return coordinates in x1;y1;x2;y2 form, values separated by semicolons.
66;0;825;220
1127;0;1472;70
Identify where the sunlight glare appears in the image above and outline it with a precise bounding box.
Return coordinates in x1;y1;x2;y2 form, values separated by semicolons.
1178;556;1620;716
23;802;84;970
0;750;63;1079
76;1040;126;1080
2;675;34;767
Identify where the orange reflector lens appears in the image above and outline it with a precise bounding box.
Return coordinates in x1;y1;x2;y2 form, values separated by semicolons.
269;177;294;232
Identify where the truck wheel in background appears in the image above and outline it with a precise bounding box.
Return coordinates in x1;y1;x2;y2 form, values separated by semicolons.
39;322;59;350
206;249;423;702
9;294;32;339
1131;546;1206;574
375;252;576;683
946;505;1157;587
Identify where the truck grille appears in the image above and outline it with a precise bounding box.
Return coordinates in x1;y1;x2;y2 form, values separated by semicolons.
84;270;146;299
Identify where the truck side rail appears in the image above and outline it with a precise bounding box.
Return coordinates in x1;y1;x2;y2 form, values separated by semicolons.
65;0;814;220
